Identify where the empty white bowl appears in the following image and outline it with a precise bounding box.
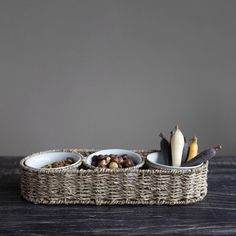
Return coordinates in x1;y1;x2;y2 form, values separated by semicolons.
146;152;202;170
84;149;144;169
24;150;83;169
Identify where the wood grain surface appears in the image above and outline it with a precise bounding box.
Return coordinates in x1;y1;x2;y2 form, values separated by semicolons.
0;156;235;236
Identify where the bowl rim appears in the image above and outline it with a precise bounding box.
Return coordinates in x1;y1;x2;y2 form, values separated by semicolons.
22;149;83;170
83;148;145;170
146;151;203;170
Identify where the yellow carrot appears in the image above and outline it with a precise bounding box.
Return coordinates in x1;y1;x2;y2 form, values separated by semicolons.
187;136;198;161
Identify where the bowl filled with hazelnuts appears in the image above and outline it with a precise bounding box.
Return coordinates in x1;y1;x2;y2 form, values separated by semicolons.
84;149;145;170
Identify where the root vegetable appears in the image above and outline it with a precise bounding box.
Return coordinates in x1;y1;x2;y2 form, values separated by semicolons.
171;125;185;167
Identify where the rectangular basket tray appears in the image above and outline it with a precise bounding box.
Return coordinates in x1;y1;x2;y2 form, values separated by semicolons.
20;149;208;205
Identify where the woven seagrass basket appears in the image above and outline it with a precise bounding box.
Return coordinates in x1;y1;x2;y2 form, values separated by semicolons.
20;149;208;205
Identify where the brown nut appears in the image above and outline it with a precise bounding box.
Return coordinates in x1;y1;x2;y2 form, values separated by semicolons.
98;159;107;168
91;156;98;166
109;161;119;169
122;158;134;168
127;159;134;167
106;156;111;163
91;160;97;166
96;155;105;161
118;156;124;164
110;156;119;163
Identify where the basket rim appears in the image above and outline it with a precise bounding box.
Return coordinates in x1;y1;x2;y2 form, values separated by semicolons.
20;148;208;175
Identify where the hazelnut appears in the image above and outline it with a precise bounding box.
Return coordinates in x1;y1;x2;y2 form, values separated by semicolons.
96;155;105;161
122;158;134;168
109;161;119;169
111;156;119;163
118;156;124;164
91;160;97;166
127;159;134;167
106;156;111;163
98;159;107;168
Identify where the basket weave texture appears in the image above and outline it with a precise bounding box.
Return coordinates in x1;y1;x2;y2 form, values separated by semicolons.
20;149;208;205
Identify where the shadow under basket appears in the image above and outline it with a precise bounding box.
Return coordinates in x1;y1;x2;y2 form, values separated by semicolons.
20;149;208;205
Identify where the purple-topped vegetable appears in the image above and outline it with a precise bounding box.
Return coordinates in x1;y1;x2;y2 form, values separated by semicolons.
181;137;189;164
182;145;222;167
159;132;172;165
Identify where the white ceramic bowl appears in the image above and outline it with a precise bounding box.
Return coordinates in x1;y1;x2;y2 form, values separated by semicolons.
146;152;202;170
24;150;83;169
85;149;144;169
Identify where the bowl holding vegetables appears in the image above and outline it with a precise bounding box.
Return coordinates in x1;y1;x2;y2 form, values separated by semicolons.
147;125;222;170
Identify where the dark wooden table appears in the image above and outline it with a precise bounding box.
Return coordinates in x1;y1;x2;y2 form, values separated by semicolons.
0;156;235;235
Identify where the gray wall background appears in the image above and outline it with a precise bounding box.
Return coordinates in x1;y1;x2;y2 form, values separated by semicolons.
0;0;235;156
